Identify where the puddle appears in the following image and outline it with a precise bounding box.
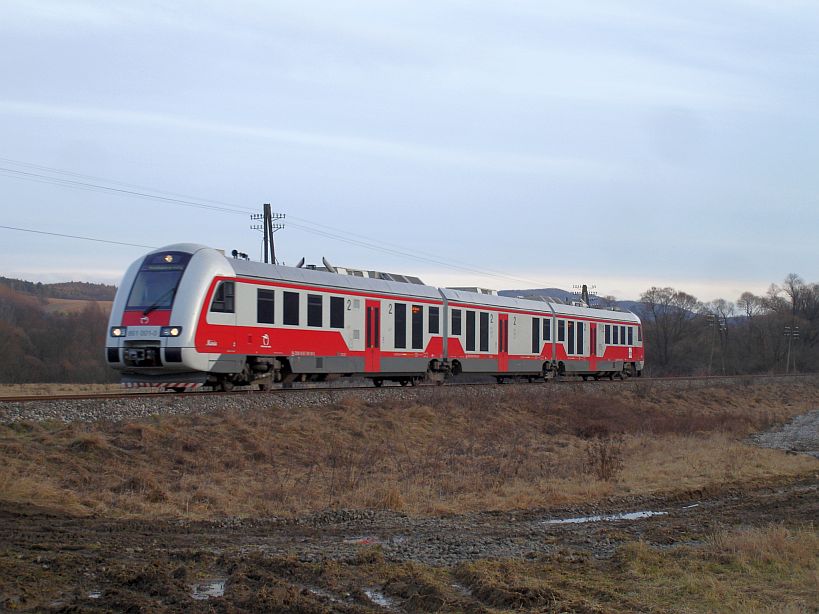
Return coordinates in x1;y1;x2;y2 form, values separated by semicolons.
87;591;103;599
363;587;398;610
544;510;667;525
305;585;342;603
191;579;226;600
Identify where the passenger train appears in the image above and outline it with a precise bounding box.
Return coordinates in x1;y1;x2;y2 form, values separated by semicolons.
106;244;644;390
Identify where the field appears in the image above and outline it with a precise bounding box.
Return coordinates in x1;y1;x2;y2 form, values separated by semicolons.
1;378;817;612
42;298;113;315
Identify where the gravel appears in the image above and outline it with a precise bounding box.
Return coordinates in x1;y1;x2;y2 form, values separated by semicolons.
0;387;437;424
1;375;788;424
0;382;573;424
751;409;819;458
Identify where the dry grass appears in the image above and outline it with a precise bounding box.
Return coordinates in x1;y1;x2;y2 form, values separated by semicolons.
446;524;818;612
0;379;818;518
0;383;141;396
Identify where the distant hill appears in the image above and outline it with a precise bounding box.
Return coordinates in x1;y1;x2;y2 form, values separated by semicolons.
0;277;116;301
0;281;116;383
499;288;641;313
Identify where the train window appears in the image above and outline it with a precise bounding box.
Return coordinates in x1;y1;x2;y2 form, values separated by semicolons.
307;294;323;327
605;324;611;344
452;309;462;336
394;303;406;349
466;310;476;352
638;326;642;342
620;326;626;345
558;319;565;342
543;318;550;341
612;325;619;344
567;321;575;354
628;326;633;345
429;306;440;335
283;291;299;325
210;281;235;313
532;317;540;354
479;312;489;352
411;305;424;349
257;288;275;324
330;297;344;328
577;321;584;355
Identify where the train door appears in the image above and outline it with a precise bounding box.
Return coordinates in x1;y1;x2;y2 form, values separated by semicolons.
589;323;597;369
498;314;509;371
365;300;381;372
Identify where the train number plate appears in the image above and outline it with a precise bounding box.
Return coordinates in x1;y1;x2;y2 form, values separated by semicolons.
126;326;161;338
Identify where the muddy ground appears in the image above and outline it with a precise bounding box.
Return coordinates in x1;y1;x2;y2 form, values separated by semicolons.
2;478;817;611
1;408;817;612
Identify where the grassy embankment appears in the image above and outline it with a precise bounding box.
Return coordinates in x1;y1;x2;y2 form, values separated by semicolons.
1;378;817;518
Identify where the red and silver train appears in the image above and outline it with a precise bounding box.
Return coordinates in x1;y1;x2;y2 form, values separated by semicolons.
106;244;644;390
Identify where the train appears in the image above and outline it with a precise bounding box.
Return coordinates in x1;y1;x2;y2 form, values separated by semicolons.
105;244;644;390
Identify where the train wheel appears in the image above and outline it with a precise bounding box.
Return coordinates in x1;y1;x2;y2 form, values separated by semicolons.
373;378;383;387
219;379;234;392
399;379;409;386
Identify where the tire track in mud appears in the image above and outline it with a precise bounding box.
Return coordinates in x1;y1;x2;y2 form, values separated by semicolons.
1;477;816;612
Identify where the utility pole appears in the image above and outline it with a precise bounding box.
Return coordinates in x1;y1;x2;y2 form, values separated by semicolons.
250;204;285;264
784;324;799;374
705;313;727;376
572;283;597;307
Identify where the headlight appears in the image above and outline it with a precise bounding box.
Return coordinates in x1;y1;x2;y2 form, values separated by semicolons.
110;327;127;337
160;326;183;337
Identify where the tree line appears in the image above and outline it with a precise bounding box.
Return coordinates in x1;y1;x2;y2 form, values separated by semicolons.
0;273;815;384
640;274;818;375
0;276;116;301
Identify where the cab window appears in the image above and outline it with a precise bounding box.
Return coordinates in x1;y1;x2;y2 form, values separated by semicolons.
210;281;235;313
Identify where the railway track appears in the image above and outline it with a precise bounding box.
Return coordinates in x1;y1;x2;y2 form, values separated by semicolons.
0;373;814;404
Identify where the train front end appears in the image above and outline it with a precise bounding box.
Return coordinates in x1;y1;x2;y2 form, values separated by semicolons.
105;243;231;389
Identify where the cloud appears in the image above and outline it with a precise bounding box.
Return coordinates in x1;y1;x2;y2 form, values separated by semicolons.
0;100;616;177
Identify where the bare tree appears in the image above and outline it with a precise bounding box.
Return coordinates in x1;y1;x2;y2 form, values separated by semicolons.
782;273;805;317
639;287;700;371
737;292;766;320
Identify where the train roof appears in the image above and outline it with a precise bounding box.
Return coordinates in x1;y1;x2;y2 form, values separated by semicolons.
441;287;640;323
155;245;640;322
228;254;443;301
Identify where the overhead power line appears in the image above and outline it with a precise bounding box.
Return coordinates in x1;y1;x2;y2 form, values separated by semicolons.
0;224;157;249
0;156;256;214
0;166;250;215
0;156;553;288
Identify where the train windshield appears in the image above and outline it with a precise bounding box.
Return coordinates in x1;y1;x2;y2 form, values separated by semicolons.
126;252;192;313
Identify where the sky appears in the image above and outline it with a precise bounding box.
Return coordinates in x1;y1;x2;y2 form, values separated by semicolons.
1;0;818;302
